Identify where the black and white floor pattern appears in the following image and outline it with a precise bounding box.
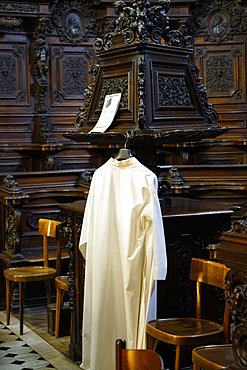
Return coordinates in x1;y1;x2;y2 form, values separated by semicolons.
0;322;55;369
0;311;79;370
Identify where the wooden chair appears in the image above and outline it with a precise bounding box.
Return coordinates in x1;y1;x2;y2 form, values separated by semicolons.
146;258;231;370
192;344;236;369
4;218;62;335
54;275;69;337
116;339;163;370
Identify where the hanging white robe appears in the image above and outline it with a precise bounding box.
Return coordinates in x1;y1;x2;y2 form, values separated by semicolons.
79;157;167;370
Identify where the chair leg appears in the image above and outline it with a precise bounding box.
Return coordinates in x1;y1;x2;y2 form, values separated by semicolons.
55;286;62;337
19;282;24;335
193;364;200;370
147;334;159;352
175;345;182;370
6;278;11;325
45;280;51;305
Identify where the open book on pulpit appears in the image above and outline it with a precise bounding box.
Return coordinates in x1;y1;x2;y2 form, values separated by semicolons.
89;93;121;134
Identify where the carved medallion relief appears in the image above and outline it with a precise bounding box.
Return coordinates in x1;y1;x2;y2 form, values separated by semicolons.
207;10;229;43
187;0;247;42
50;0;101;44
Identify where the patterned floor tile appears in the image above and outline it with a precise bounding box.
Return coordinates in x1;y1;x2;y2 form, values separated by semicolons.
0;322;55;369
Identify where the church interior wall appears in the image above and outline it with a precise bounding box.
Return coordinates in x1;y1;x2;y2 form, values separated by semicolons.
0;2;246;365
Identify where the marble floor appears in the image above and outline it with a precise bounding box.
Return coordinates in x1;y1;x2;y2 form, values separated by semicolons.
0;308;80;370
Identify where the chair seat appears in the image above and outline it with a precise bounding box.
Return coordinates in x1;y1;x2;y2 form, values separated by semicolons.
192;344;237;369
4;266;56;282
147;318;224;346
55;276;69;291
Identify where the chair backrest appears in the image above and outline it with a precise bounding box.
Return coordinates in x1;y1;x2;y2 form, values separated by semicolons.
38;219;62;275
116;339;163;370
190;257;231;342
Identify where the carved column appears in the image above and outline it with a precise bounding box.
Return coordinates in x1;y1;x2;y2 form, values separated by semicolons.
225;270;247;369
0;175;29;263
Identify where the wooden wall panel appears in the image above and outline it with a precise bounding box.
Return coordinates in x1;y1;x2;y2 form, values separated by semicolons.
50;45;95;109
0;41;30;107
188;0;247;149
195;42;245;104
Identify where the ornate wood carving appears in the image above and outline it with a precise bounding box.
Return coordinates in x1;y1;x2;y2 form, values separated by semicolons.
33;17;51;141
63;216;75;311
0;53;16;94
72;0;219;137
158;76;192;106
96;78;128;110
40;154;54;171
50;0;101;44
225;270;247;368
187;0;247;43
5;206;21;256
0;43;29;105
0;16;22;31
3;174;23;197
0;176;23;256
76;170;94;186
63;56;87;95
174;235;194;317
206;54;234;92
33;16;59;146
137;56;145;128
33;17;49;113
74;64;99;128
0;3;39;13
195;45;244;104
190;64;219;125
95;0;193;50
51;46;95;106
161;166;189;197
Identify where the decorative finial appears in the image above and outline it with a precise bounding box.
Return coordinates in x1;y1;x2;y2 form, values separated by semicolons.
94;0;194;52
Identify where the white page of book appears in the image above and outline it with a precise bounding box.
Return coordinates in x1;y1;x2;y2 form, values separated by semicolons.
89;93;122;133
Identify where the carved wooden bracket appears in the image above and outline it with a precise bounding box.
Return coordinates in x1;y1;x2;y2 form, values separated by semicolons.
225;270;247;368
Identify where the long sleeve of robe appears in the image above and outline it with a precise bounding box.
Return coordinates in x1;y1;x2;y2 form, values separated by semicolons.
79;157;167;370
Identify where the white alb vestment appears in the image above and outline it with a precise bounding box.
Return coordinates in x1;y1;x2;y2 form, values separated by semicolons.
79;157;167;370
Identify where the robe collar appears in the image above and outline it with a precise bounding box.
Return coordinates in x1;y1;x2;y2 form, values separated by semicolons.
108;157;138;168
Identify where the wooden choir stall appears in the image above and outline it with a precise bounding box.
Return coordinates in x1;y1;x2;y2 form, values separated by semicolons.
60;1;236;368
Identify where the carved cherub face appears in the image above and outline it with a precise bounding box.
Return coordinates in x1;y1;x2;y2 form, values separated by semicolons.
114;1;125;14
